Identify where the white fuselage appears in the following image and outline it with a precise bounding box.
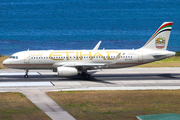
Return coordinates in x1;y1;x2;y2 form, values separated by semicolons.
3;49;175;70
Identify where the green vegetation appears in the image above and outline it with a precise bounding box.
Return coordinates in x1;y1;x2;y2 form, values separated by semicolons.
0;56;9;69
138;56;180;67
0;55;4;57
175;51;180;56
47;90;180;120
0;92;50;120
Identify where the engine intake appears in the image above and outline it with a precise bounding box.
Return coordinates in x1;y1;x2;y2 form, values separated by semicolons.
57;67;78;77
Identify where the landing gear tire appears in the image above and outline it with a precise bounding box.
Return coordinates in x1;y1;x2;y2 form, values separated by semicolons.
84;74;90;80
82;72;91;80
24;75;28;78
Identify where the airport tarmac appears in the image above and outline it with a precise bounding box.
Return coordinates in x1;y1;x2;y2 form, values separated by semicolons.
0;67;180;120
1;67;180;90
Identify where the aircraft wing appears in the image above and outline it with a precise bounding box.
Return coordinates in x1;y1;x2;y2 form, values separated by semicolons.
63;63;106;67
53;62;107;70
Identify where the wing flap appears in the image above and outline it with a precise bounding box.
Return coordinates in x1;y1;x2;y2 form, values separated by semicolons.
63;63;106;67
53;62;106;68
53;53;121;68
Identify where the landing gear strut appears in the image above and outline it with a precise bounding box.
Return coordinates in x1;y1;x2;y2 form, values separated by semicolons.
82;71;91;80
24;69;29;78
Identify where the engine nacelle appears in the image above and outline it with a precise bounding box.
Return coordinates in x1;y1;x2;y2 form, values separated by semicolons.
57;67;78;77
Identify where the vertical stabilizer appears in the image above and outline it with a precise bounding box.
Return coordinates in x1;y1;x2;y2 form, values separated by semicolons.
141;22;173;50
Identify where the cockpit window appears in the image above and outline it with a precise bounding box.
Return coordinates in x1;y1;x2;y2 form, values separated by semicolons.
10;56;18;59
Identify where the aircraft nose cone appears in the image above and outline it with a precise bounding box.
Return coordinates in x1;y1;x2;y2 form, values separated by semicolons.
3;59;9;67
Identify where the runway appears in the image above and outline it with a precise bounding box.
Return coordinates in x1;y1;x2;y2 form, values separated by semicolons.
0;67;180;90
0;67;180;120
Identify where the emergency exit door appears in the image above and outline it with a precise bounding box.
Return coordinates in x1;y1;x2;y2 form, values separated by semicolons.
24;53;30;63
138;52;143;62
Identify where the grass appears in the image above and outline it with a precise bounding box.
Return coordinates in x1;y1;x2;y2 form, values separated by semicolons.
0;56;9;69
0;92;50;120
47;90;180;120
137;56;180;67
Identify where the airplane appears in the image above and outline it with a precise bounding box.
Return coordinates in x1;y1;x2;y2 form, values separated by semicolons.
3;22;175;80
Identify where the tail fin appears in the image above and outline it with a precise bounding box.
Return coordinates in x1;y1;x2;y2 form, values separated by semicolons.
141;22;173;50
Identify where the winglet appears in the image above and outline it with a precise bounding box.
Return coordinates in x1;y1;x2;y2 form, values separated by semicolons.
93;41;101;50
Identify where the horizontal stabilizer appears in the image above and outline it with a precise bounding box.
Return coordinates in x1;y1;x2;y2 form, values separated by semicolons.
152;54;167;58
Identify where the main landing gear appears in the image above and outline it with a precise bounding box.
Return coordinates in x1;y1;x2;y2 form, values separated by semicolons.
24;70;29;78
81;71;91;80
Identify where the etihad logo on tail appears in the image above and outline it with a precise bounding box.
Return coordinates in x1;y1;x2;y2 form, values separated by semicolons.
155;37;165;49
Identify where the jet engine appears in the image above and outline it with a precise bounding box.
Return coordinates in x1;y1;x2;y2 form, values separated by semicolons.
57;67;78;77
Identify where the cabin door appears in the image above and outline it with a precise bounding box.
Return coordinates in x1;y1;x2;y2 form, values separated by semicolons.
138;52;143;62
24;52;30;63
70;55;76;61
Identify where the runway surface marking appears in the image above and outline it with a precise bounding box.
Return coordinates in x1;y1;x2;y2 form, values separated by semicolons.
0;72;40;75
51;86;180;91
0;82;53;87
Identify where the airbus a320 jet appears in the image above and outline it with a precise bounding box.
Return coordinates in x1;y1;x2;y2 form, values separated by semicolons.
3;22;175;79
